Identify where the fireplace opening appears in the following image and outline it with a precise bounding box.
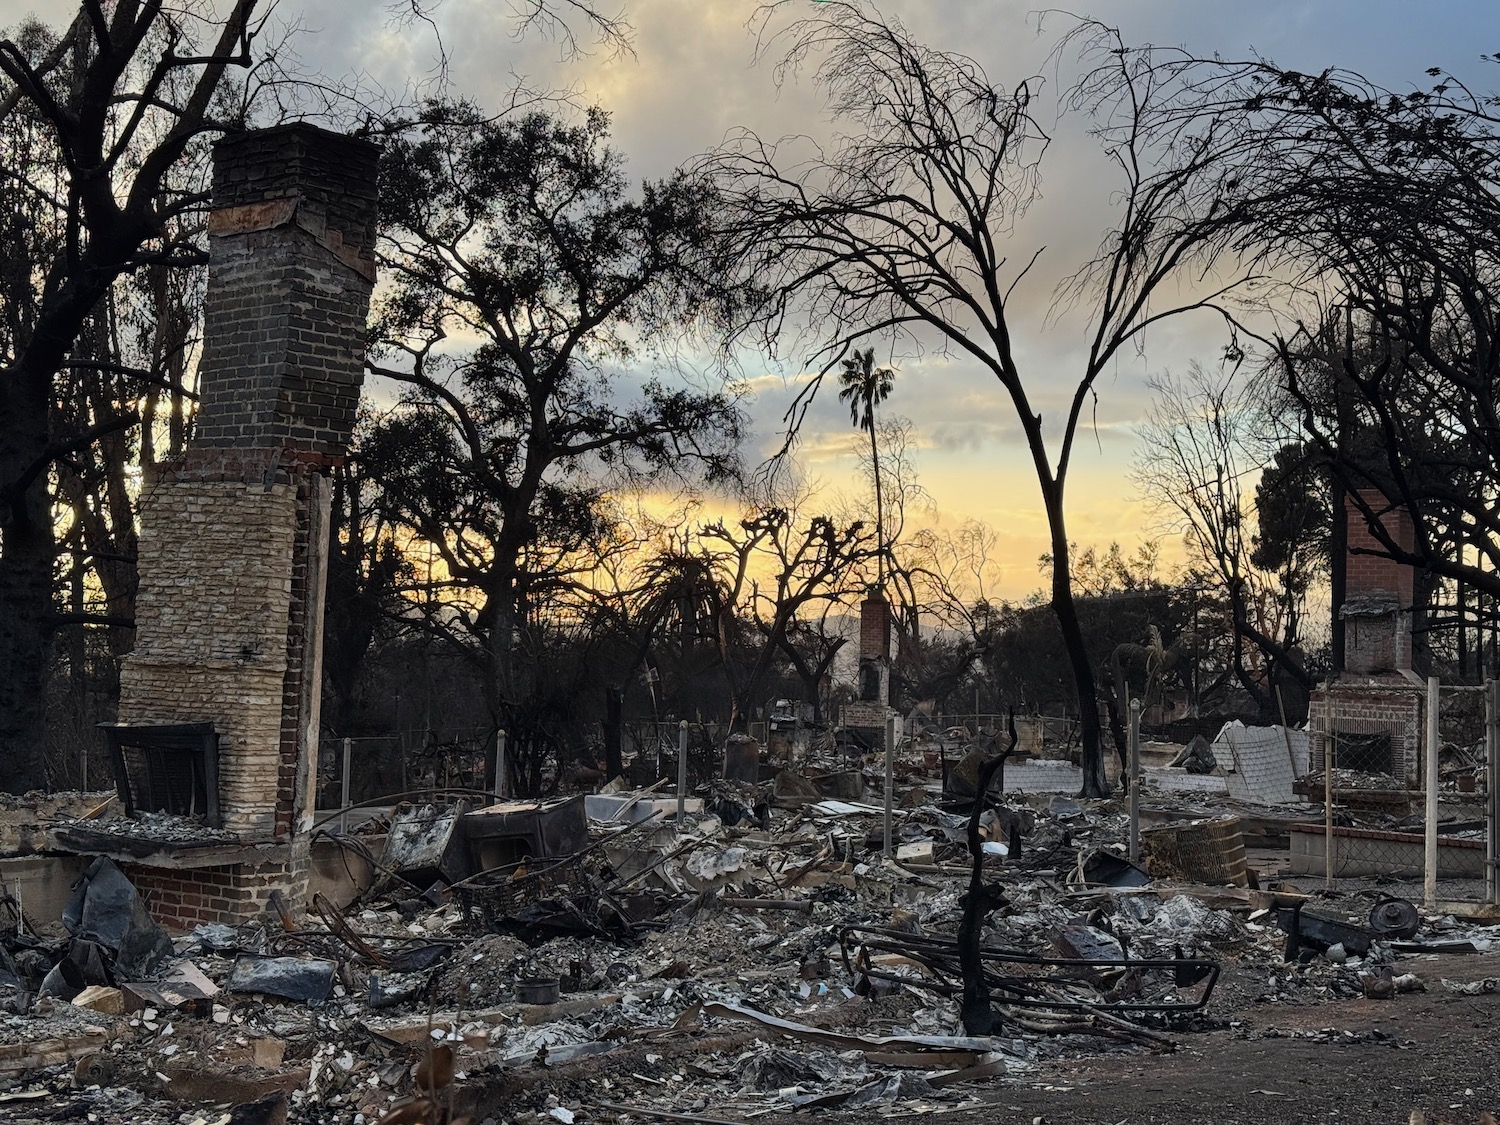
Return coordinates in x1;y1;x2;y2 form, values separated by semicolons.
103;723;221;826
1333;727;1395;776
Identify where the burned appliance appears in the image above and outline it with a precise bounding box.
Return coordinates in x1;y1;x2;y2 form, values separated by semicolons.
461;796;589;871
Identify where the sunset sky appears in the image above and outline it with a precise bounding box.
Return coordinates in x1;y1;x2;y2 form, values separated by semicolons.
9;0;1496;600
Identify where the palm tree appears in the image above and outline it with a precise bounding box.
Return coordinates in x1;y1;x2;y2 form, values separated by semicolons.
838;348;895;588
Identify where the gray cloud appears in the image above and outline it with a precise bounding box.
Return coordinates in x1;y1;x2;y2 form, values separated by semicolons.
7;0;1490;594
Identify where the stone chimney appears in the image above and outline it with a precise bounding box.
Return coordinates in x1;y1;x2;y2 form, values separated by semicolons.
112;124;378;924
1340;488;1415;675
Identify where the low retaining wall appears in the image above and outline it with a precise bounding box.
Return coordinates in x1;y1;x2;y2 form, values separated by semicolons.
1289;823;1485;878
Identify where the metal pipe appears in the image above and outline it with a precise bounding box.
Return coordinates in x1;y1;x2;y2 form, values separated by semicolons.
883;711;895;858
1325;723;1335;891
1425;675;1440;910
1486;679;1497;906
677;720;689;825
340;737;352;832
309;786;502;832
1128;698;1142;864
720;896;813;914
1274;685;1299;778
494;729;508;800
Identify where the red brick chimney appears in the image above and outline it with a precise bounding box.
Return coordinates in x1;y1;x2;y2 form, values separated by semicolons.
1341;488;1415;674
857;595;892;705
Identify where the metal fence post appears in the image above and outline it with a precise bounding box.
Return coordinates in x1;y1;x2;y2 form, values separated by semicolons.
883;712;896;858
1488;679;1498;906
1324;731;1336;890
398;729;408;795
677;721;689;825
494;729;508;800
340;737;352;832
1425;676;1440;910
1128;698;1142;864
1275;686;1299;779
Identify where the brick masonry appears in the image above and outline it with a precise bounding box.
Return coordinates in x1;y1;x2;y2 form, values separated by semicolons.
1308;682;1424;787
859;597;891;662
1344;488;1415;601
1343;488;1415;674
1310;488;1426;788
122;837;311;931
114;125;377;922
858;596;891;705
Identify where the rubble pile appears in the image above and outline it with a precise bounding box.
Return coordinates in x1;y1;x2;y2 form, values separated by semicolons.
0;790;117;854
0;743;1496;1123
71;812;243;845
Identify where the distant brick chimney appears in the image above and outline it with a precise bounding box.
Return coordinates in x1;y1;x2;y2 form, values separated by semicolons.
112;124;378;926
858;595;891;704
1341;488;1415;675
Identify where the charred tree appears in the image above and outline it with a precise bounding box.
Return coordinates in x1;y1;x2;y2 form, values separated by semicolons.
957;711;1017;1034
0;2;259;791
369;103;746;754
710;10;1255;795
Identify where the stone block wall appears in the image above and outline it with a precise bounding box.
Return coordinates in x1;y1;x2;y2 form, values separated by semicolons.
119;480;297;837
1343;613;1409;678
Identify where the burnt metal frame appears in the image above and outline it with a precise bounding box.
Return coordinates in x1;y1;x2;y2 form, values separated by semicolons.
101;722;220;826
460;794;590;870
451;812;667;937
839;924;1220;1014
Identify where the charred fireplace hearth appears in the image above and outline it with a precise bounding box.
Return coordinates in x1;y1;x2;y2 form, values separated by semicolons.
1332;728;1395;777
103;723;221;827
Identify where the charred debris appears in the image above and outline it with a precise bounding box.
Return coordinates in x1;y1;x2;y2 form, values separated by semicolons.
0;723;1494;1125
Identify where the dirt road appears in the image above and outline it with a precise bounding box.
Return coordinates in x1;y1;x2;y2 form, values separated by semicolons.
762;953;1500;1125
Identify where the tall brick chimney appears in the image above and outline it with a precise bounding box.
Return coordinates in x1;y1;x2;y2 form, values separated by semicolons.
1340;488;1415;675
111;125;378;925
1310;487;1424;789
858;595;892;704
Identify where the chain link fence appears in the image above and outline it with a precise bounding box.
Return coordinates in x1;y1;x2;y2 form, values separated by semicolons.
1301;679;1497;904
316;729;492;810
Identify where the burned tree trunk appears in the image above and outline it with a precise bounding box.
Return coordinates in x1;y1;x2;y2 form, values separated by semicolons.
1048;528;1109;797
0;388;53;791
957;714;1016;1035
604;685;624;782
